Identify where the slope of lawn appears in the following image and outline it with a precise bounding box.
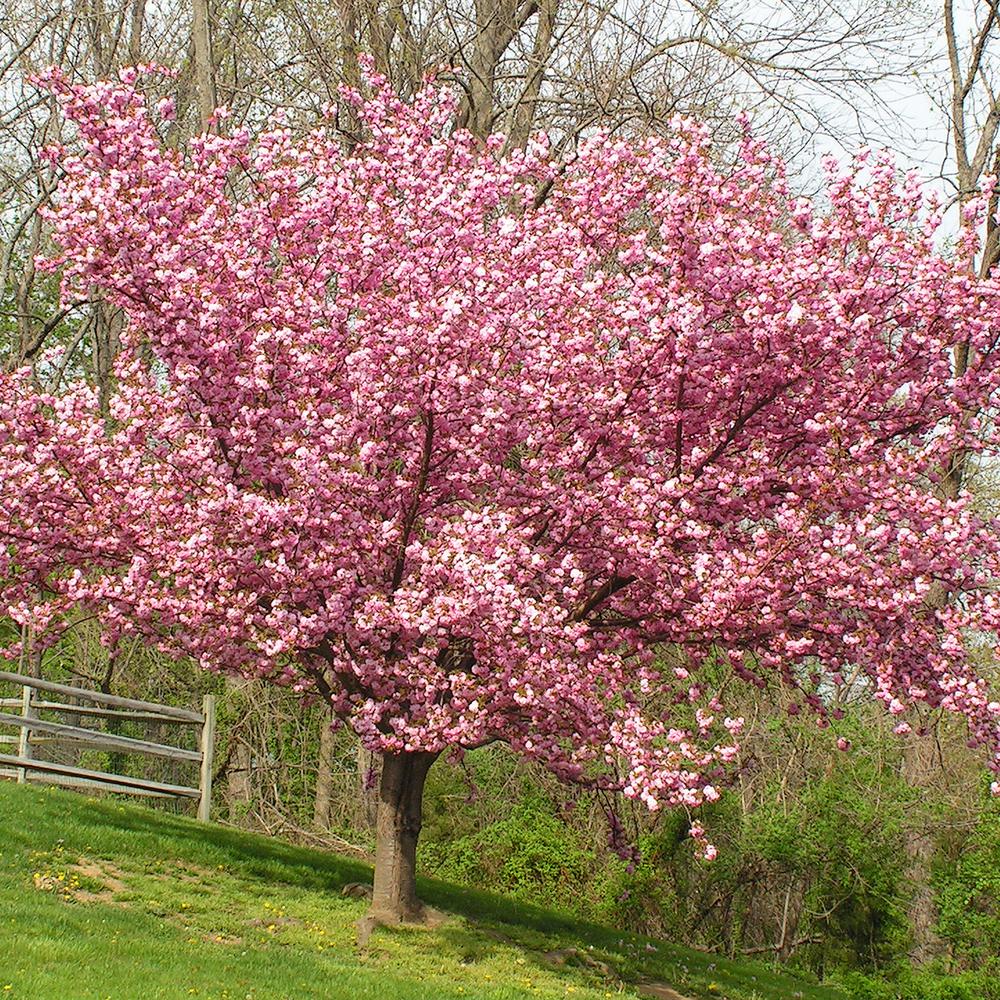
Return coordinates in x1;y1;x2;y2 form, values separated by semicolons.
0;782;845;1000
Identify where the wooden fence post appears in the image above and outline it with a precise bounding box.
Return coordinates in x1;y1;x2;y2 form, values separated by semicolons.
16;686;33;783
198;694;216;822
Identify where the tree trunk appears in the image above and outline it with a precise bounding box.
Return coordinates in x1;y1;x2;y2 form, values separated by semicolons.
357;741;380;830
369;750;437;924
902;727;942;964
224;678;253;817
191;0;217;130
313;710;335;828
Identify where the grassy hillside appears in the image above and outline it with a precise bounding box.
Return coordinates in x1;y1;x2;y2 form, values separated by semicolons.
0;782;845;1000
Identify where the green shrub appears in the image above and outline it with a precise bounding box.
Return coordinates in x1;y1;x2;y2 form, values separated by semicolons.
933;790;1000;970
841;967;1000;1000
422;797;597;913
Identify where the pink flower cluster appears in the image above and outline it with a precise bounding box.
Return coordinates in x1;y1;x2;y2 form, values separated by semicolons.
4;65;1000;848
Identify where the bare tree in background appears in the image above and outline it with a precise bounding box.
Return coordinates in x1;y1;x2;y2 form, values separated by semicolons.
888;0;1000;965
940;0;1000;275
1;0;933;367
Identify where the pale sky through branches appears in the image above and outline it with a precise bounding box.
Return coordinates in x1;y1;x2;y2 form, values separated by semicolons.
797;0;981;231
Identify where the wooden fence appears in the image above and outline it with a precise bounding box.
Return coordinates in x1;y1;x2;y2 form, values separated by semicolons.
0;670;216;821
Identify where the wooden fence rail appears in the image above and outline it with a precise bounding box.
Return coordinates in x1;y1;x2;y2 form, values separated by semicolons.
0;670;215;821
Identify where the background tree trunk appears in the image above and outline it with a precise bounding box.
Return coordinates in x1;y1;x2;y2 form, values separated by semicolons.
902;725;943;964
191;0;217;129
313;710;335;828
223;678;254;817
370;750;437;923
357;742;380;830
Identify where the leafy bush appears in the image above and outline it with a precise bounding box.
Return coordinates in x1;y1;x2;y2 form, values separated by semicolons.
841;967;1000;1000
933;790;1000;970
422;797;597;913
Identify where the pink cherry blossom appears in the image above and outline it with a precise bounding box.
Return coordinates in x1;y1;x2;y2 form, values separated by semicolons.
3;66;1000;845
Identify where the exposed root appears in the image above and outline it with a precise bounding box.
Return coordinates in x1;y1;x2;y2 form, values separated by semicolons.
355;904;446;947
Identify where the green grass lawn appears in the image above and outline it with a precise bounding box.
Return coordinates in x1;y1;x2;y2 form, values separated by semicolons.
0;782;845;1000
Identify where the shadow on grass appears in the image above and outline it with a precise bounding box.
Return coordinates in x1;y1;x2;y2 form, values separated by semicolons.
1;782;844;1000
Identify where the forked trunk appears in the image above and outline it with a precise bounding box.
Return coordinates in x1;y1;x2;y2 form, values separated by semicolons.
369;750;437;924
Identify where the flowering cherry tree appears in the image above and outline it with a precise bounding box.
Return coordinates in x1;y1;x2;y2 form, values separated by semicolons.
4;63;1000;925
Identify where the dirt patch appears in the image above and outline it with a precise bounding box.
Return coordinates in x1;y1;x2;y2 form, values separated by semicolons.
73;888;117;903
32;872;70;896
542;948;614;978
32;857;128;905
163;862;218;884
636;982;695;1000
71;860;127;893
203;932;244;945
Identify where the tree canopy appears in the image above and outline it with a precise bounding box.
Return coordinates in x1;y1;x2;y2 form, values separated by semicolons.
3;68;1000;899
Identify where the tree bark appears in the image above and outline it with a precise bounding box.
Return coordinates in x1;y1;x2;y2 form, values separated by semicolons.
902;725;943;964
313;710;336;828
357;741;380;830
191;0;217;130
369;749;437;923
224;678;253;817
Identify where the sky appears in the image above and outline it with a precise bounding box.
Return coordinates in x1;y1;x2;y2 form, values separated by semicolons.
804;0;984;227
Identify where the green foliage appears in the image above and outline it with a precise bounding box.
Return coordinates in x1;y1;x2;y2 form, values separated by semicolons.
932;787;1000;969
420;750;602;915
423;798;596;912
584;749;912;975
417;727;915;986
841;967;1000;1000
591;812;692;937
780;767;910;972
